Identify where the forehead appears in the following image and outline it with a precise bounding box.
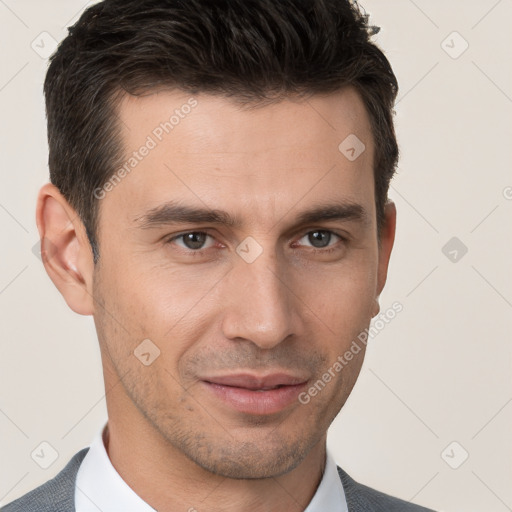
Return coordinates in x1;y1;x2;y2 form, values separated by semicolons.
104;87;375;230
117;87;373;155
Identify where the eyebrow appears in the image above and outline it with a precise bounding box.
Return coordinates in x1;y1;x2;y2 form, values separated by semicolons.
134;200;369;231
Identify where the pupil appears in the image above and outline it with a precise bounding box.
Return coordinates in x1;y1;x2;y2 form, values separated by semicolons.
309;231;330;248
184;232;206;249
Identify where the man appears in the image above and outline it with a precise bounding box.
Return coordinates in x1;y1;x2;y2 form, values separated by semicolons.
2;0;436;510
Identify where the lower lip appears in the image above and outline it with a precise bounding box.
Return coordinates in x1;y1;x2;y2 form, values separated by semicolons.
202;381;307;415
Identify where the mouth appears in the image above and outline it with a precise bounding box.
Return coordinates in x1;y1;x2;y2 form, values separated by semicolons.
200;373;309;415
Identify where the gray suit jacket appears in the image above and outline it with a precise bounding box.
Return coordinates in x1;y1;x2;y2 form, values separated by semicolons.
1;448;435;511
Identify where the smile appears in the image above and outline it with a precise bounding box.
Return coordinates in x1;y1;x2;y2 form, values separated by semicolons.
201;373;309;415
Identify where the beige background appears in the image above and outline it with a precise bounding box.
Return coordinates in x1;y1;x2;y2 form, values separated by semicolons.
1;1;511;510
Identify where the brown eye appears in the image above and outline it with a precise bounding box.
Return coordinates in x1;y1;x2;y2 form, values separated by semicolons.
167;231;215;251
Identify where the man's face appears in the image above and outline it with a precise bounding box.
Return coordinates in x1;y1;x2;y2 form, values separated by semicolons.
92;87;392;478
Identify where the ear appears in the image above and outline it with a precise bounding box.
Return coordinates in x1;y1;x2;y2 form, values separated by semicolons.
371;200;397;318
36;183;95;315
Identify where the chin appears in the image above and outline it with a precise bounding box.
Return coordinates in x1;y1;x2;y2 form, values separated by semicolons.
174;432;313;480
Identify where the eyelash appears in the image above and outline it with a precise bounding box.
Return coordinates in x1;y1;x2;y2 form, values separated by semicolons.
164;229;347;256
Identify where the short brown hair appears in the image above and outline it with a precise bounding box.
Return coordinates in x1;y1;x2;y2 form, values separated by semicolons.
44;0;399;262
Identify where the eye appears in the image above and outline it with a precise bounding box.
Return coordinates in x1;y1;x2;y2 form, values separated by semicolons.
167;231;216;251
295;230;343;250
164;229;345;256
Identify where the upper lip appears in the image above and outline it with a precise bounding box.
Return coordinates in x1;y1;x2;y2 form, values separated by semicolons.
202;373;308;390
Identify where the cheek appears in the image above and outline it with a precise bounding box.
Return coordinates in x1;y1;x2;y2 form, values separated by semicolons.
94;257;222;374
99;257;176;327
298;256;377;332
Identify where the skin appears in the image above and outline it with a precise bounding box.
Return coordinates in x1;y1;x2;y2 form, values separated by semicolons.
37;86;396;512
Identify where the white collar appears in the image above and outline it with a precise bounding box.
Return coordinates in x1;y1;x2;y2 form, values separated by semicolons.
75;423;347;512
304;446;348;512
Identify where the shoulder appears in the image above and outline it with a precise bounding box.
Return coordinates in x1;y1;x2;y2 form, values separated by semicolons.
337;466;436;512
1;448;89;512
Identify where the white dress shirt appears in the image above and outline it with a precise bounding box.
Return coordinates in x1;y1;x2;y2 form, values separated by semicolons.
75;423;348;512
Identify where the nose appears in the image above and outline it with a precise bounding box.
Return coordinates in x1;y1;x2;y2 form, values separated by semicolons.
220;248;301;350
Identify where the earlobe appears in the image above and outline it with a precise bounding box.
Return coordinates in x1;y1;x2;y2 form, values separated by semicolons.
373;200;397;316
371;300;380;319
36;183;95;315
